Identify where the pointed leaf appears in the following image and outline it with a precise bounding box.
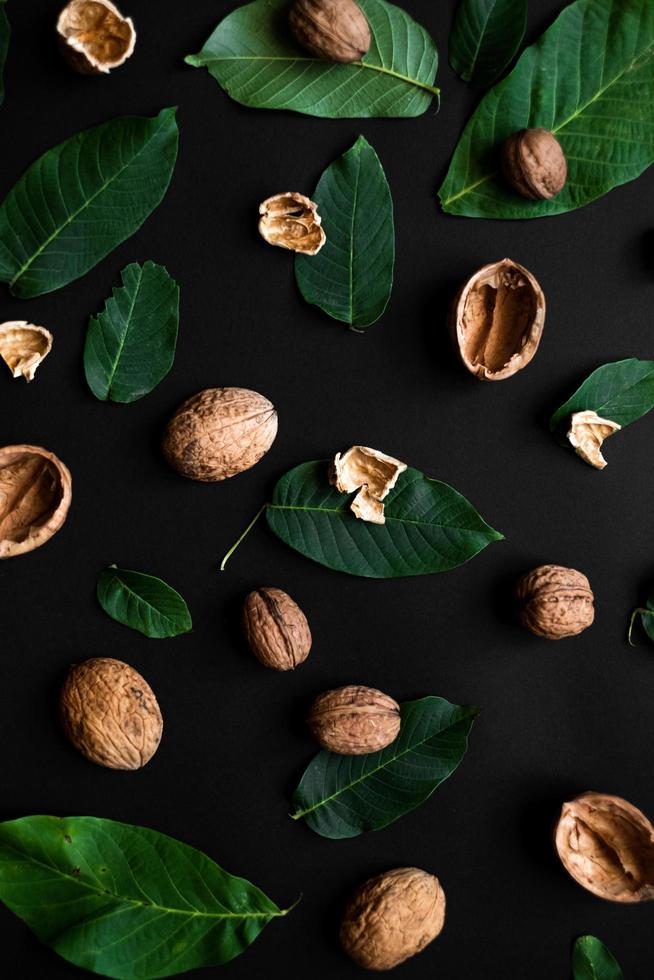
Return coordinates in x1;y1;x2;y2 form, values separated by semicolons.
550;359;654;434
97;565;192;638
0;1;9;106
449;0;527;86
573;936;623;980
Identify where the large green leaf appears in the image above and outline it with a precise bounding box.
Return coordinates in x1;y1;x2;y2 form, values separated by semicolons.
0;109;178;298
550;359;654;433
0;1;9;106
265;460;503;578
295;136;394;330
439;0;654;218
0;815;292;979
572;936;623;980
184;0;439;119
449;0;527;86
97;565;192;638
84;261;179;403
291;697;478;838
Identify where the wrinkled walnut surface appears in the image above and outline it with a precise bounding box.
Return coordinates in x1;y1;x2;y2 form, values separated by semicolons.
289;0;371;64
57;0;135;74
308;685;400;754
0;322;53;382
501;128;568;200
258;192;326;255
0;445;72;559
567;410;621;470
515;564;594;639
330;446;406;525
242;587;311;670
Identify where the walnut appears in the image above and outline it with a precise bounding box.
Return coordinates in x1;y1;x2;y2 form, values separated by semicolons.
329;446;407;525
307;685;400;754
0;322;53;382
501;128;568;200
56;0;135;74
242;587;311;670
162;387;278;482
567;410;621;469
555;792;654;902
515;564;594;639
340;867;446;970
449;258;545;381
60;658;163;770
258;192;326;255
289;0;371;64
0;445;72;559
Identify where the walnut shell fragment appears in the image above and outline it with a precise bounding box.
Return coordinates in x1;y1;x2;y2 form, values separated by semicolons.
242;587;312;670
289;0;371;64
0;445;72;559
340;867;446;970
555;792;654;902
308;685;400;754
258;192;326;255
501;128;568;201
329;446;407;525
567;410;621;470
0;321;53;382
60;658;163;770
56;0;136;74
515;564;594;639
449;258;545;381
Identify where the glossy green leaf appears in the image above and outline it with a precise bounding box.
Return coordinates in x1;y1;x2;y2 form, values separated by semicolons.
0;109;178;298
449;0;527;86
0;1;9;106
97;565;192;638
628;587;654;646
572;936;623;980
265;460;503;578
291;697;478;838
0;815;292;979
440;0;654;218
295;136;393;330
84;262;179;403
184;0;439;119
550;359;654;434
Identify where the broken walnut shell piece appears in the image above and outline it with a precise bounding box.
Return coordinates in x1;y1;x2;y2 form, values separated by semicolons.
567;410;621;470
0;321;53;382
307;684;401;754
57;0;136;75
449;258;545;381
0;445;72;559
258;192;326;255
242;587;312;670
555;792;654;903
329;446;407;525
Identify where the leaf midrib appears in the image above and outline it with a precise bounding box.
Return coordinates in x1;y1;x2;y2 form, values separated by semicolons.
268;502;499;535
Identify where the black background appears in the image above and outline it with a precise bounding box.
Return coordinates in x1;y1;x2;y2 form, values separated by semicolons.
1;1;653;977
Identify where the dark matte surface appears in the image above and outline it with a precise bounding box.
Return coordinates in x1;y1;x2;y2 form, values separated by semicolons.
0;1;652;977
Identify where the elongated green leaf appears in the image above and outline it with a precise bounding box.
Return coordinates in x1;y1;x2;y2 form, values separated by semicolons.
97;565;192;638
573;936;623;980
0;109;178;298
0;815;291;979
550;359;654;433
185;0;439;119
266;460;503;578
291;697;478;838
84;262;179;403
449;0;527;86
440;0;654;218
0;1;9;106
295;137;393;330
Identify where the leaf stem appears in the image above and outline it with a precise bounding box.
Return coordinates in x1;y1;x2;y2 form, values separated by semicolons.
628;607;652;646
220;503;268;571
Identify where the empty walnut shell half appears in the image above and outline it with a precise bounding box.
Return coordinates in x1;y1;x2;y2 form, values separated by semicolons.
0;445;72;559
555;792;654;902
449;258;545;381
242;587;312;670
258;192;326;255
57;0;136;74
308;685;401;754
515;564;594;639
0;322;53;382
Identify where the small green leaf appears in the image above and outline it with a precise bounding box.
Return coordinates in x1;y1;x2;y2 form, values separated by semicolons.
0;0;9;106
84;261;180;403
572;936;623;980
0;815;292;979
449;0;527;86
295;136;394;330
550;359;654;434
291;697;478;839
97;565;192;638
628;594;654;646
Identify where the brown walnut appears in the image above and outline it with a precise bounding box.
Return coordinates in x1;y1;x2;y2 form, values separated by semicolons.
258;192;326;255
308;685;400;754
242;587;311;670
0;445;72;559
57;0;136;75
0;322;53;382
515;564;594;639
289;0;371;64
340;867;446;970
162;387;278;482
501;128;567;200
555;792;654;902
60;658;163;770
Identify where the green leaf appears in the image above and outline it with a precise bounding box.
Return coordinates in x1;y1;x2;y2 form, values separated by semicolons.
0;814;292;979
572;936;623;980
84;261;180;403
628;587;654;646
449;0;527;86
266;460;503;578
0;109;179;298
550;359;654;434
184;0;439;119
0;1;9;106
291;697;478;838
97;565;192;638
439;0;654;218
295;136;394;330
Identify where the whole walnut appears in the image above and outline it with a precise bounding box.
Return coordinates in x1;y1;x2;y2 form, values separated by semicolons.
289;0;371;64
162;387;278;482
515;564;594;639
242;587;311;670
501;128;567;200
60;658;163;770
308;685;400;754
340;867;446;970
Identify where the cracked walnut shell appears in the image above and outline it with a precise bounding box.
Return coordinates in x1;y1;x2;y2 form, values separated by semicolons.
516;564;594;639
308;685;400;754
0;322;53;382
57;0;135;74
340;867;446;970
567;410;621;470
242;587;311;670
0;445;72;559
289;0;371;64
258;192;326;255
501;128;567;201
330;446;407;525
60;658;163;770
